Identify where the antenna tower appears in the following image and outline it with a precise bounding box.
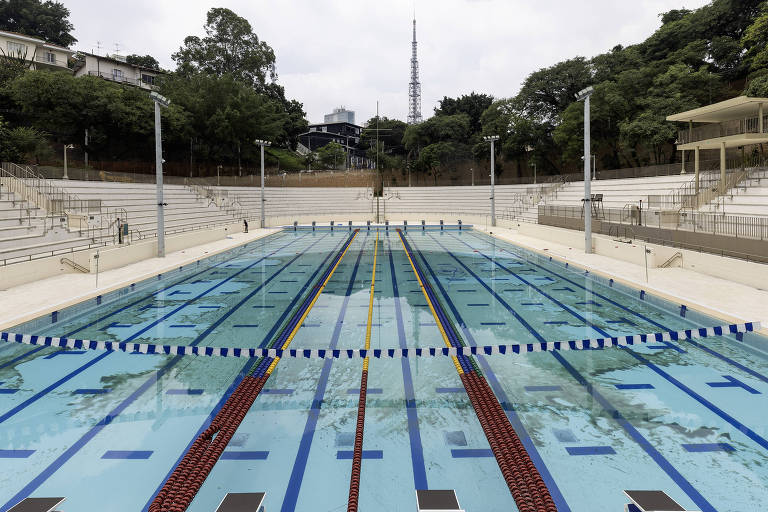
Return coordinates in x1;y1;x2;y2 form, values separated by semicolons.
408;14;423;125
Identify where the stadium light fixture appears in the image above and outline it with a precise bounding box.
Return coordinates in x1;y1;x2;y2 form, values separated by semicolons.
255;139;271;228
62;144;74;180
151;91;170;257
483;135;500;227
575;85;594;253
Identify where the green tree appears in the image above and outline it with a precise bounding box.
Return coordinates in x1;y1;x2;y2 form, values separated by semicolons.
316;141;346;169
126;54;161;70
360;116;408;156
173;7;276;90
434;92;494;133
0;0;76;47
742;3;768;73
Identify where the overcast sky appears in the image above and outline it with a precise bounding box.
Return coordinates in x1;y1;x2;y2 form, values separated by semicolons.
63;0;711;124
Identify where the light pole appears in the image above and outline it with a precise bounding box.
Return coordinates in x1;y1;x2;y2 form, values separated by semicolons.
483;135;499;227
530;162;537;184
62;144;74;179
576;86;594;254
470;167;474;186
150;91;170;258
255;139;271;228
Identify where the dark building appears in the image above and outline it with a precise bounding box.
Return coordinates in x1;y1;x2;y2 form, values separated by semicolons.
297;121;372;169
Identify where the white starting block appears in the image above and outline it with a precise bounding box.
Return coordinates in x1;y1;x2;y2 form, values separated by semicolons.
7;498;66;512
215;492;266;512
416;489;465;512
624;490;700;512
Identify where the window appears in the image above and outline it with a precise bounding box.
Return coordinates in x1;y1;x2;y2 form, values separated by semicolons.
112;68;124;81
321;126;327;132
141;73;155;85
45;52;56;64
6;41;27;56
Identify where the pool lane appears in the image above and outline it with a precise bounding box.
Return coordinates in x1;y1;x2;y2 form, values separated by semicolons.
0;232;346;512
409;231;768;512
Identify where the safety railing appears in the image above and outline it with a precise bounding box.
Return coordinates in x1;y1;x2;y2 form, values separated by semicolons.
539;204;768;241
678;116;768;145
0;162;101;215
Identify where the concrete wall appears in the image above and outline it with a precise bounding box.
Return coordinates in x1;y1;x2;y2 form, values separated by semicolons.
0;222;242;289
518;222;768;290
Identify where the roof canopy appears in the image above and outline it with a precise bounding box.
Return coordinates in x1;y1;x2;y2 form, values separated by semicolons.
667;96;768;123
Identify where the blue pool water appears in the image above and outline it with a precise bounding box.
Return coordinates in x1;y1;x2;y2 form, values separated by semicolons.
0;228;767;512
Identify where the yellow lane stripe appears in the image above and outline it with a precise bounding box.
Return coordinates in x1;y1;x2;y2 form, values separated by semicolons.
396;230;464;375
265;231;360;375
363;232;379;371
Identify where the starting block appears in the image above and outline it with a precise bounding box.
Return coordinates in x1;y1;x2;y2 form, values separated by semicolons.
416;489;464;512
8;498;66;512
624;490;699;512
215;492;266;512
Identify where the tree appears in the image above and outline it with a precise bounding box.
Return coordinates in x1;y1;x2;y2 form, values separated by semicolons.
742;3;768;73
434;92;494;134
126;54;161;70
360;116;408;156
514;57;593;124
316;141;346;170
173;7;276;90
0;0;76;47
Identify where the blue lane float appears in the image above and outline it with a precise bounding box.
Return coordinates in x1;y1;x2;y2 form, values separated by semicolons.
0;322;759;359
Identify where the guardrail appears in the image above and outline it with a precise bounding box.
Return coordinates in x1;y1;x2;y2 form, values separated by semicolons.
0;162;101;215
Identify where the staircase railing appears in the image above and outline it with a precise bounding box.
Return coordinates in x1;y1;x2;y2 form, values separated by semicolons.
60;257;89;273
0;162;101;215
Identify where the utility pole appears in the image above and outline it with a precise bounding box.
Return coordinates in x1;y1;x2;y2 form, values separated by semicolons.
255;139;271;228
483;135;499;227
63;144;74;179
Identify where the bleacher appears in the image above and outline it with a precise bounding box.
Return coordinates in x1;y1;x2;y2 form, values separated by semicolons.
51;181;239;239
216;186;373;220
699;172;768;217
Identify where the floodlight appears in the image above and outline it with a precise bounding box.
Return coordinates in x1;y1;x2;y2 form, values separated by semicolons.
254;139;271;147
575;86;594;101
483;135;500;142
150;91;170;107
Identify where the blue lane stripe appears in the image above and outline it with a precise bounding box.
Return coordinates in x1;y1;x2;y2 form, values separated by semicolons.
262;389;294;395
220;451;269;460
409;234;570;511
142;234;345;512
0;389;18;394
281;235;369;512
0;450;34;458
565;446;616;456
682;443;735;453
336;450;383;460
435;387;464;394
346;388;383;394
2;233;323;512
426;233;713;512
615;384;655;390
451;448;494;458
102;450;152;460
525;385;562;392
73;388;111;394
466;231;768;386
387;239;428;490
165;389;203;395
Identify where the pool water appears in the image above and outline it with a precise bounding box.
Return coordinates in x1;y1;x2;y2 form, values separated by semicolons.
1;228;767;512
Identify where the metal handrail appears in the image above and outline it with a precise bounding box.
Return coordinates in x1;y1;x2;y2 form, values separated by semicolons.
0;162;102;215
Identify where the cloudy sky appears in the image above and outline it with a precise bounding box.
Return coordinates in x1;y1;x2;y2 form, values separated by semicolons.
63;0;711;124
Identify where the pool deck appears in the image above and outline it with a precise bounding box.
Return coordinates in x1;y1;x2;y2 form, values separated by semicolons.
0;228;279;331
478;225;768;336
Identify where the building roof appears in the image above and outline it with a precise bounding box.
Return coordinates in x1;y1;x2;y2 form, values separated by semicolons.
308;121;362;129
76;51;164;73
0;29;70;50
667;96;768;123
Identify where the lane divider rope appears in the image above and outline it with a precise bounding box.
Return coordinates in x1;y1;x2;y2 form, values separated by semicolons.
2;322;759;359
347;232;378;512
148;230;359;512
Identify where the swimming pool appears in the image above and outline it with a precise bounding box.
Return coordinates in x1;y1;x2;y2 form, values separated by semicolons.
0;228;766;512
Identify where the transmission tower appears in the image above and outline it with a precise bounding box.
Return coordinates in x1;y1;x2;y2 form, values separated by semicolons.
408;16;423;125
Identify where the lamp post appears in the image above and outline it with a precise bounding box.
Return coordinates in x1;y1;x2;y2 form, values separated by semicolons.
530;162;537;184
470;167;474;186
483;135;499;227
150;91;170;257
62;144;74;180
255;139;271;228
575;86;594;254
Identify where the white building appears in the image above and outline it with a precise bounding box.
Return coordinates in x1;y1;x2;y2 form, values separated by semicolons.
73;52;162;90
0;30;72;72
324;107;355;125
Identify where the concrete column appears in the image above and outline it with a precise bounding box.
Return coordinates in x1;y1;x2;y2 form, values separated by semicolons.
694;146;700;197
681;149;686;174
720;141;727;193
688;120;693;143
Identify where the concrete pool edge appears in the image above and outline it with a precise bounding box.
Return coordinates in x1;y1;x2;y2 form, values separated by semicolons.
0;227;281;331
478;225;768;338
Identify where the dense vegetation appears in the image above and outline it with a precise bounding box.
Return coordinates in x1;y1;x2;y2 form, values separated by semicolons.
402;0;768;181
0;1;308;172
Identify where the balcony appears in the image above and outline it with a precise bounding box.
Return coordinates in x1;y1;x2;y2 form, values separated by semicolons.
34;53;68;69
678;116;768;145
87;71;156;89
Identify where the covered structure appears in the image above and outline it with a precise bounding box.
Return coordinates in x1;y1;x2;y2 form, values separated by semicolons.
667;96;768;194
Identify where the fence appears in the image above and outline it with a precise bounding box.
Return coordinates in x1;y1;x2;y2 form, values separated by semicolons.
0;162;101;215
538;205;768;241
